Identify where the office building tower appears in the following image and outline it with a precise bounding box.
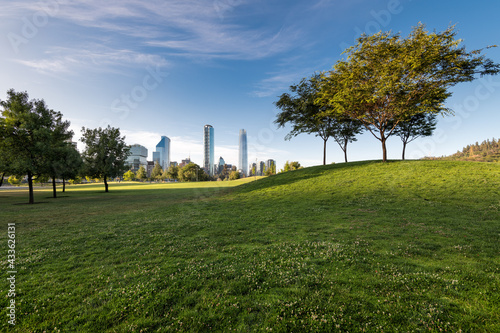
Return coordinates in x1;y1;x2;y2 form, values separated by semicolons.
218;156;225;175
179;158;191;168
266;159;276;175
153;136;170;171
203;125;214;176
125;144;148;172
238;129;248;176
257;161;265;176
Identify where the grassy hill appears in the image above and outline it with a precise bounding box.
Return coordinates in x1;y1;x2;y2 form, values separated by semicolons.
1;160;499;332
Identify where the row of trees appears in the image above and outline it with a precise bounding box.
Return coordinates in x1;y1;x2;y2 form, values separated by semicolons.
0;89;131;203
125;162;244;182
275;24;499;163
437;138;500;162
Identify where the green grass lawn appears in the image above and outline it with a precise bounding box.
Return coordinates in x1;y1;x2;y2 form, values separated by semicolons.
1;160;499;332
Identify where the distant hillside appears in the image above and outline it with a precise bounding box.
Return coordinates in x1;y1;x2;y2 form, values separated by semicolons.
429;138;500;162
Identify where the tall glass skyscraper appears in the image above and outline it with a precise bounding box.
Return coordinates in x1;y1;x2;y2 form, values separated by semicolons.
203;125;214;176
153;136;170;171
239;129;248;176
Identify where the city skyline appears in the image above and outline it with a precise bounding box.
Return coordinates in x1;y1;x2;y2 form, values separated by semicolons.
1;2;499;168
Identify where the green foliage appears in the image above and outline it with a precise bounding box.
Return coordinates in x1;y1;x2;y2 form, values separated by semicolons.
0;161;498;331
229;170;240;180
164;165;179;181
393;113;437;160
135;165;147;181
80;126;130;192
123;170;135;181
265;162;276;176
318;23;499;161
0;89;73;202
275;74;362;165
33;175;49;184
68;176;82;184
434;138;500;162
178;162;206;182
7;175;21;185
150;162;163;181
283;160;302;172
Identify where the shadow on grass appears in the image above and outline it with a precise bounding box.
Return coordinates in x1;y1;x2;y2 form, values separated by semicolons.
13;201;50;205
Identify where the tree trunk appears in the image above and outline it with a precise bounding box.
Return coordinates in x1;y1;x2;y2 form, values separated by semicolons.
104;175;109;192
0;172;4;187
381;134;388;162
344;139;348;163
52;176;57;198
402;141;407;160
62;178;66;192
323;139;327;165
27;171;34;204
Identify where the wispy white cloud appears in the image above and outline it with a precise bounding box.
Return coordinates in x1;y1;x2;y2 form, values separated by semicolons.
13;46;169;74
4;0;300;65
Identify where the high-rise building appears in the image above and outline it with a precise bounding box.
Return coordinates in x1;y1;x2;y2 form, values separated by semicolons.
218;156;225;175
125;144;148;172
153;136;170;171
203;125;214;176
239;129;248;176
257;161;266;176
266;159;276;175
179;158;191;168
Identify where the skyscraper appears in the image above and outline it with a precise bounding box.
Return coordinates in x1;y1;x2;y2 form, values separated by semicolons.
153;136;170;171
203;125;214;176
125;144;148;172
266;159;276;175
238;129;248;176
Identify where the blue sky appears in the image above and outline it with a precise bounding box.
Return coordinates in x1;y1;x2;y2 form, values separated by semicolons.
1;0;499;169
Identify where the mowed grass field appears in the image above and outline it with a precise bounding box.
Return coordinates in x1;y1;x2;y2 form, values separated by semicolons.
0;160;499;332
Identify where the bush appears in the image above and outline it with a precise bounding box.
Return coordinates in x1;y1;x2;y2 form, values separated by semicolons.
8;175;21;186
229;170;240;180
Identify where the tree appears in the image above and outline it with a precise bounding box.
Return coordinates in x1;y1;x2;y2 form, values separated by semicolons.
178;162;206;182
136;165;147;181
330;118;363;163
48;142;82;195
150;162;163;181
81;126;130;192
229;170;240;180
283;161;302;172
276;74;363;165
123;170;135;181
318;23;499;162
275;75;336;165
393;113;437;160
290;161;302;170
164;165;179;181
0;89;70;203
7;175;21;186
265;162;276;176
41;113;75;198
